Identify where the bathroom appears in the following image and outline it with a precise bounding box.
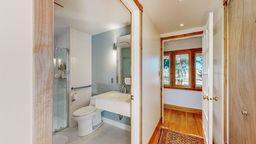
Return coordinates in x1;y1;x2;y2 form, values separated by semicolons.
53;0;131;143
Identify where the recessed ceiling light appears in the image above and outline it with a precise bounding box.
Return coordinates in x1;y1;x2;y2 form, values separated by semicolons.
180;23;184;27
178;0;183;2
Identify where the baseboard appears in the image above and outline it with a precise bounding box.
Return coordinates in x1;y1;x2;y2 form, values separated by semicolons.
148;118;162;144
164;104;202;114
102;117;131;131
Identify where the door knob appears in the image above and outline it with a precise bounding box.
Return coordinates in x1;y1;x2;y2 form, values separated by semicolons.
213;96;219;101
241;109;248;116
203;95;209;100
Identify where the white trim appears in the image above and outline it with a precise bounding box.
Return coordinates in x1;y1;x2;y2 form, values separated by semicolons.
120;1;142;143
114;1;141;143
160;27;204;38
102;117;131;131
130;9;142;144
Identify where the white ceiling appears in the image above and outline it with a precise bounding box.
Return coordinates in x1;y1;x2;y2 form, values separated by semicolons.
54;0;130;35
141;0;218;34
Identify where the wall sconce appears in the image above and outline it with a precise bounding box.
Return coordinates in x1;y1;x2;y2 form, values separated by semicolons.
113;43;117;65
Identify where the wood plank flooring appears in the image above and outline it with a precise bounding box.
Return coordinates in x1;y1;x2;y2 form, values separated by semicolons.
149;108;203;144
163;108;203;137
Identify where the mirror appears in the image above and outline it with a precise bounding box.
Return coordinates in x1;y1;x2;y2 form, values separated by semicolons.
116;34;131;92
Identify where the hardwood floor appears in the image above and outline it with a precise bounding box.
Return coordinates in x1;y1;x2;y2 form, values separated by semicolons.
163;108;203;137
149;108;203;144
148;119;162;144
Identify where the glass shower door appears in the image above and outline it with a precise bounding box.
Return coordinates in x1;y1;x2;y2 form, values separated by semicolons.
53;48;69;132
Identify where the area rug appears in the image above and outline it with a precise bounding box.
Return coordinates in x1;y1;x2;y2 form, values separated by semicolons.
158;128;204;144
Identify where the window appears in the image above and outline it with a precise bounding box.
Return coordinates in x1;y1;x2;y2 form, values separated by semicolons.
163;54;171;85
195;52;203;87
175;53;189;86
163;48;202;91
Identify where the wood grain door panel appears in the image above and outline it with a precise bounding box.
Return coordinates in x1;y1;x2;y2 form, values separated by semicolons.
228;0;256;143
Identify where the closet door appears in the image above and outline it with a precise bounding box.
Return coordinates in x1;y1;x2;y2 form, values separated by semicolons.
228;0;256;143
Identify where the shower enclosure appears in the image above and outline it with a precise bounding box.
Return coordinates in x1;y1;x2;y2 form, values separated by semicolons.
53;48;69;132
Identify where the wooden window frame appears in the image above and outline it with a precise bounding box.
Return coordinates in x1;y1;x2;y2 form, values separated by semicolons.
163;52;172;85
163;48;202;91
193;49;203;90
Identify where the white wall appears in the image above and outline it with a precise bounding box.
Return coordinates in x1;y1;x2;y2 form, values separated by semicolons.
164;89;202;109
142;13;161;144
161;27;204;38
164;37;202;51
54;28;70;49
163;35;203;109
0;0;33;144
213;1;224;143
70;28;92;127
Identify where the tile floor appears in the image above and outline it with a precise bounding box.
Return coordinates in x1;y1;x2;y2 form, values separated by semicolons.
54;123;130;144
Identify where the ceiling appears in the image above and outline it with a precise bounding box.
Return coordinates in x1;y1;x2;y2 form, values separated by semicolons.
54;0;130;35
141;0;218;34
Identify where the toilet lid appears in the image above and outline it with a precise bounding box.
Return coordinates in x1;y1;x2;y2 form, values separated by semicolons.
73;106;97;117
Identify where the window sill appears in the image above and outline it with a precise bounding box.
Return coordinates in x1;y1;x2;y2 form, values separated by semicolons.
164;85;202;91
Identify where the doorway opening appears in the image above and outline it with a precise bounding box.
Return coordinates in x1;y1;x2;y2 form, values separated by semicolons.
33;0;142;144
160;12;214;144
52;0;132;143
161;32;204;137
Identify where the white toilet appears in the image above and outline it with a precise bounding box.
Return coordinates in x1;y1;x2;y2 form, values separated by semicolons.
73;98;102;136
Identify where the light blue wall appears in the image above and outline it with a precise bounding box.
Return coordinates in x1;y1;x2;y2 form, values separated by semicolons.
92;26;131;125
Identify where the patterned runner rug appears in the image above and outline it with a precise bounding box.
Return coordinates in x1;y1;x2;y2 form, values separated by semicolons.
158;128;204;144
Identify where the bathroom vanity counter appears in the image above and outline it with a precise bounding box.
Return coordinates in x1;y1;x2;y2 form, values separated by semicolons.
93;91;131;117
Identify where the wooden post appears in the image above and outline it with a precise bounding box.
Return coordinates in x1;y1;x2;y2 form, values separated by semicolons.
33;0;54;144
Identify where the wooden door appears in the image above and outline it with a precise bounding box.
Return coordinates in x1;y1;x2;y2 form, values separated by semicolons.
202;12;214;144
228;0;256;143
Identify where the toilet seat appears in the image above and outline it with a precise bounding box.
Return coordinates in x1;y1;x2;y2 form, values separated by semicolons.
73;106;97;117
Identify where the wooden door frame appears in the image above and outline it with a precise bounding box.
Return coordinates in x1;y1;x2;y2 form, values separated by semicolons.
33;0;143;144
223;1;229;143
